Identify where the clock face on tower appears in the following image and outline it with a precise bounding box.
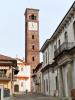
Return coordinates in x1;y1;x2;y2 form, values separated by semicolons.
28;22;38;31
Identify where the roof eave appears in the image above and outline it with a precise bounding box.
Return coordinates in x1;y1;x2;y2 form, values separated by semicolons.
40;39;50;52
50;1;75;40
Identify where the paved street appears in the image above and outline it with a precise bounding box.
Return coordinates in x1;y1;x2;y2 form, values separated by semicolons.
9;93;59;100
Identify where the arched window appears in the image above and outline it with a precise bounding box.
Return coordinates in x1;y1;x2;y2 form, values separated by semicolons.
31;15;35;20
29;14;36;20
14;84;19;92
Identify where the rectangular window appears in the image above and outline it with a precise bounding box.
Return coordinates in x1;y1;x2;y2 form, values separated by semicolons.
21;67;23;71
44;80;45;92
73;21;75;40
21;82;23;87
58;40;60;47
54;45;57;51
32;35;34;39
56;76;58;90
32;45;34;50
48;47;49;64
46;52;47;64
43;54;45;66
46;79;48;92
64;32;68;42
32;56;35;61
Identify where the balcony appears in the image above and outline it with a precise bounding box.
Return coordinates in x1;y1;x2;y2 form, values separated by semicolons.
0;74;11;81
0;70;11;81
32;73;37;78
35;81;40;85
54;42;75;58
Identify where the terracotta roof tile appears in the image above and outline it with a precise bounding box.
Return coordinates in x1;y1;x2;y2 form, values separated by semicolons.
0;54;16;61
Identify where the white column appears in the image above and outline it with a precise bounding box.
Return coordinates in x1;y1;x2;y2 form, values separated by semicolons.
48;69;50;95
67;62;73;97
58;67;63;97
41;72;44;94
73;58;75;89
62;66;68;97
40;72;43;93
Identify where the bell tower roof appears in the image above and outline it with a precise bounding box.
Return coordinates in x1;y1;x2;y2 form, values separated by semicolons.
24;8;39;15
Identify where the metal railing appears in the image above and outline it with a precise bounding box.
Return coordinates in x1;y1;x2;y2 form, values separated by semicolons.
54;42;75;57
0;77;11;80
0;73;11;80
35;80;40;85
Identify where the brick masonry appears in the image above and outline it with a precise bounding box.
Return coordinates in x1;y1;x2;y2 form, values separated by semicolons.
25;8;40;70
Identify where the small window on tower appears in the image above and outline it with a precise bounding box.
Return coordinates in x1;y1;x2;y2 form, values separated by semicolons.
32;35;34;39
29;14;36;20
32;57;35;61
32;45;34;50
31;15;35;20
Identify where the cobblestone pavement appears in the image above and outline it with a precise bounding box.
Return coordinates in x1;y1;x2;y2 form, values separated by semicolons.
9;93;59;100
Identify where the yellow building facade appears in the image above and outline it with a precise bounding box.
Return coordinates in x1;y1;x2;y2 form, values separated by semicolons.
0;54;18;96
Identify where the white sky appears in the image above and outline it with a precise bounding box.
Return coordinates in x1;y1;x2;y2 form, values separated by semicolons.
0;0;74;59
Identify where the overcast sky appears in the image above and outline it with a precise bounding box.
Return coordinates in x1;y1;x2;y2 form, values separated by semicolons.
0;0;74;59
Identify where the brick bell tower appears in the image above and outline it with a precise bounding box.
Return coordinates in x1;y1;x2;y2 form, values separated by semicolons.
24;8;40;71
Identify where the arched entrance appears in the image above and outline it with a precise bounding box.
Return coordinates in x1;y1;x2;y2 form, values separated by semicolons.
14;84;19;92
